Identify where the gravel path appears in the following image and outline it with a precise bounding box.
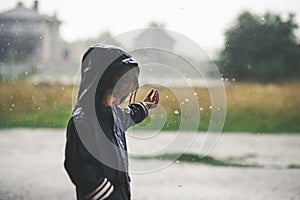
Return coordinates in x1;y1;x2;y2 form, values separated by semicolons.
0;129;299;200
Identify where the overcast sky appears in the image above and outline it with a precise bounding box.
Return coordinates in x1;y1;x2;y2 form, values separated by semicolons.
1;0;300;57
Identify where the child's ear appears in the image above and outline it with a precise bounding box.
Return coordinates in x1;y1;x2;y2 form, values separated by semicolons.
102;89;113;105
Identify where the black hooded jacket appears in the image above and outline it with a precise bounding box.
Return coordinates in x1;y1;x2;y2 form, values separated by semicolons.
64;45;148;200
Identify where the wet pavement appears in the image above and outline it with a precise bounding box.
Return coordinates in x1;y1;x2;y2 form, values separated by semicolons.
0;129;299;200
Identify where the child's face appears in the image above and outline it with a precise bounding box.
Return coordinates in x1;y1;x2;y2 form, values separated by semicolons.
112;82;137;105
111;68;139;105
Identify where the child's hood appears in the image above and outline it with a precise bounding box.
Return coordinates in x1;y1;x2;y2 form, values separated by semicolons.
73;44;138;116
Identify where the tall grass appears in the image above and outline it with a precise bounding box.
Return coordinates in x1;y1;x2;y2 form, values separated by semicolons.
0;81;73;128
224;82;300;132
0;81;299;132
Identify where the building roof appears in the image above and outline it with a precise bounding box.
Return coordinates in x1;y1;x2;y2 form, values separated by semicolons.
135;27;176;50
0;2;60;24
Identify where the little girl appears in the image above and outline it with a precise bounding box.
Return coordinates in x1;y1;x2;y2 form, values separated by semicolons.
64;45;159;200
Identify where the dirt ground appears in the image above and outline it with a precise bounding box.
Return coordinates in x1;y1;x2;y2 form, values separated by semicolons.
0;129;299;200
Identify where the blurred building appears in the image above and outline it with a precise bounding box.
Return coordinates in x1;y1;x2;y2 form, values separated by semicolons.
0;1;68;65
134;25;176;65
135;23;176;50
133;24;216;86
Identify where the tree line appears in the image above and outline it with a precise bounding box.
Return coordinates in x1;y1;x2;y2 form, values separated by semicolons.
217;11;300;82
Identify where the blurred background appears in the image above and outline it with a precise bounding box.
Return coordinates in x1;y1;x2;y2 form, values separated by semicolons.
0;0;299;199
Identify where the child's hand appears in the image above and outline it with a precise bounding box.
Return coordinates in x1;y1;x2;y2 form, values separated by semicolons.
143;89;159;109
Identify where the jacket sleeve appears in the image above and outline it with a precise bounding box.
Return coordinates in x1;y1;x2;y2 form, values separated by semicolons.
112;102;148;131
64;118;114;200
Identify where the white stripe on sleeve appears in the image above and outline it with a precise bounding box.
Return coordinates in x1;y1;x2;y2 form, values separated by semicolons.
99;185;114;200
84;178;108;199
91;181;112;200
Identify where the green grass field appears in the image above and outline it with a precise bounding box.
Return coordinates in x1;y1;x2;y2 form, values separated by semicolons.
0;81;299;133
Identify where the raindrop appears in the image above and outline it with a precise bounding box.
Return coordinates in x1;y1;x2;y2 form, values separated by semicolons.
37;107;41;110
232;78;236;82
199;107;203;111
176;160;180;163
11;103;15;107
150;68;153;72
194;92;197;96
181;102;184;105
166;95;169;98
221;77;224;81
39;36;43;39
62;86;65;90
225;78;228;81
184;98;189;102
174;110;179;115
25;71;28;75
209;106;212;109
